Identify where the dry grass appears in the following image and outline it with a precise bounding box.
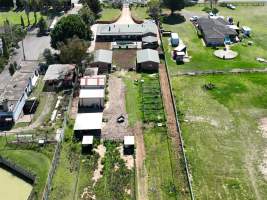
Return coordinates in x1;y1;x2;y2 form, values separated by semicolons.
113;49;136;69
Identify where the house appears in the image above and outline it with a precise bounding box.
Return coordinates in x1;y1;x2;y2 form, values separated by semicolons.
79;89;105;109
80;75;106;89
142;36;158;49
0;61;39;123
74;112;103;139
90;49;113;74
197;17;238;47
136;49;160;72
171;33;179;47
96;22;158;41
43;64;75;90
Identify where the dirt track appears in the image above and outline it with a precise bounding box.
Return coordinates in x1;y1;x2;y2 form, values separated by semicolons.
134;122;148;200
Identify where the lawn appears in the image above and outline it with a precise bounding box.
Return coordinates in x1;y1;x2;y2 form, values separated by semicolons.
172;73;267;199
98;8;121;21
0;137;53;199
162;5;267;73
131;6;149;20
0;10;44;25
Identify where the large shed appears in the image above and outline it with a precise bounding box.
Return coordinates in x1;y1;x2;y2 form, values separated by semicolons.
80;75;106;89
136;49;160;72
142;36;158;49
74;112;103;139
79;89;105;108
90;49;112;74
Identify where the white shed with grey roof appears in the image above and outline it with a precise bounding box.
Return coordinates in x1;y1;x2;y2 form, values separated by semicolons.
90;49;112;74
136;49;160;71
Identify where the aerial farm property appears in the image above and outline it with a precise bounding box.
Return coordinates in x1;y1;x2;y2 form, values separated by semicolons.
1;0;267;200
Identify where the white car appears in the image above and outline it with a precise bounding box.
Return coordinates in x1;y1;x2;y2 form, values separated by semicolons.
190;16;199;21
227;4;236;10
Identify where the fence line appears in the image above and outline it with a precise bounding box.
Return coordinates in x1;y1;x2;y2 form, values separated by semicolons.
41;89;74;200
197;1;266;6
159;31;195;200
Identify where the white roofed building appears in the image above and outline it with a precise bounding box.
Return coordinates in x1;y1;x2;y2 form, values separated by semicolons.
79;89;105;109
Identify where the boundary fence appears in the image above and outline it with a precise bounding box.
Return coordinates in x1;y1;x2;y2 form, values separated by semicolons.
159;30;195;200
197;1;266;6
41;89;74;200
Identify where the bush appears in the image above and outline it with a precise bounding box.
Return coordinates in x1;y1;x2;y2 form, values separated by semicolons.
212;8;219;14
202;6;211;13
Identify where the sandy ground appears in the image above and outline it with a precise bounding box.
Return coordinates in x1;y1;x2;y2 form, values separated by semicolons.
259;118;267;183
114;4;135;24
87;24;98;53
102;75;131;139
92;144;106;185
134;122;148;200
118;145;134;170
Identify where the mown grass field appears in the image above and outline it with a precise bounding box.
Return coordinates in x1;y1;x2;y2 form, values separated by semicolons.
131;6;149;20
98;8;121;21
172;73;267;199
0;137;53;199
0;11;44;25
162;6;267;73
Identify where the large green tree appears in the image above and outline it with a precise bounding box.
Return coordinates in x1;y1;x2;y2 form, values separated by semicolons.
147;0;162;21
163;0;185;15
50;14;91;49
84;0;102;16
78;5;95;26
59;36;89;65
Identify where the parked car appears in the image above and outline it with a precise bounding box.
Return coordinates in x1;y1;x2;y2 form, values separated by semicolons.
227;4;236;10
190;16;199;22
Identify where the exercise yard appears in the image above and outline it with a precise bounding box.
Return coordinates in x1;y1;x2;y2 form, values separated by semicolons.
162;5;267;73
172;73;267;199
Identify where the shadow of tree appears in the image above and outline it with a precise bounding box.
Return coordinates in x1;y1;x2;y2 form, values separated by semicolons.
162;13;186;25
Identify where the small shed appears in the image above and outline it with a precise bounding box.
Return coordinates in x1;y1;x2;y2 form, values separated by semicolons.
90;49;112;74
142;36;158;49
124;136;135;155
82;135;94;153
74;113;103;139
171;33;179;47
136;49;160;72
80;75;106;89
79;89;105;108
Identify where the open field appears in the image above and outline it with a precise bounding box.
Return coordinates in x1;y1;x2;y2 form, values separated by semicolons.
162;5;267;73
0;137;53;199
0;11;44;25
130;6;149;20
172;73;267;199
99;8;121;21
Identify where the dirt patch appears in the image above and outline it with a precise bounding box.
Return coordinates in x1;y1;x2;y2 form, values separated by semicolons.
134;122;148;200
92;144;106;185
113;49;136;69
118;145;134;170
185;115;219;127
95;42;111;50
102;75;131;139
259;118;267;138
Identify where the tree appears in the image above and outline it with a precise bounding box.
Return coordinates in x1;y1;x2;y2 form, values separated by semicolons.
50;14;91;49
147;0;161;21
204;0;219;10
163;0;185;15
59;36;89;65
78;5;95;26
24;0;31;26
38;16;47;35
1;37;9;58
84;0;102;16
43;48;55;65
20;15;25;29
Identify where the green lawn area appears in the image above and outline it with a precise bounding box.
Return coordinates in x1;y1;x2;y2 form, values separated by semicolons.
172;73;267;199
0;10;44;25
98;8;121;21
162;6;267;73
131;6;150;20
0;137;53;199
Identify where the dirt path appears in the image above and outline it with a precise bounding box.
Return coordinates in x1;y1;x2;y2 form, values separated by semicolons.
114;4;135;24
134;122;148;200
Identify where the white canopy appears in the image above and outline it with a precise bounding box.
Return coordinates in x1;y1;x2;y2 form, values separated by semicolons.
74;113;103;131
82;136;94;145
124;136;135;146
79;89;105;99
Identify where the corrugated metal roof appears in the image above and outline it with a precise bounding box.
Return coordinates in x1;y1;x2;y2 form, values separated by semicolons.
43;64;75;81
93;49;112;64
136;49;160;63
74;112;103;130
142;36;158;43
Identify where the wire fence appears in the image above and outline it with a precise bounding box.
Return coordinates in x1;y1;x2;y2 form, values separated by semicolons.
159;29;195;200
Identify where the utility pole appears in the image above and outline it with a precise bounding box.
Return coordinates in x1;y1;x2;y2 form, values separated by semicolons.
22;39;26;61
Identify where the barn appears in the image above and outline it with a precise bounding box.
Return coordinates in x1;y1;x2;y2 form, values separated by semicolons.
90;49;112;74
136;49;160;72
